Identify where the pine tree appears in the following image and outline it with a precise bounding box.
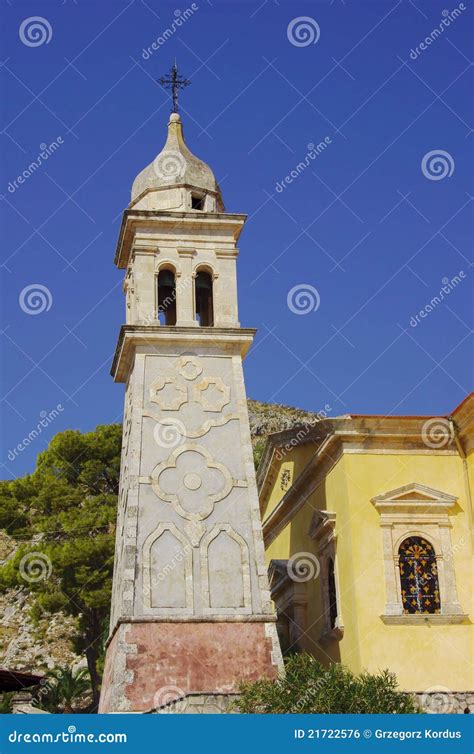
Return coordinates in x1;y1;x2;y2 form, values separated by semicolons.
0;424;122;709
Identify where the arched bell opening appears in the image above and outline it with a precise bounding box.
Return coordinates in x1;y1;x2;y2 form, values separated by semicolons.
157;268;177;326
195;270;214;327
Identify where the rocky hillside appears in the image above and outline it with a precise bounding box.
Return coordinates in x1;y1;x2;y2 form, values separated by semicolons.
248;398;324;467
0;399;321;676
248;398;322;438
0;588;79;673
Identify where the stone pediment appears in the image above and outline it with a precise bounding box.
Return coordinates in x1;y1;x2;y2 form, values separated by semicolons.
371;482;457;518
395;492;432;501
267;559;308;608
268;559;289;590
308;510;336;546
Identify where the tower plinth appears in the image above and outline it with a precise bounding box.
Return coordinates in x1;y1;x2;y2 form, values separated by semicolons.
99;113;282;713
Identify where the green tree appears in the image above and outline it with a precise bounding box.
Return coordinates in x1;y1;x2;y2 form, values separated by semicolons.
36;666;91;714
0;424;121;709
236;653;419;714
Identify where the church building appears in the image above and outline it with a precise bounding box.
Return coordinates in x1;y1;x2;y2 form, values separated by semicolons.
258;395;474;713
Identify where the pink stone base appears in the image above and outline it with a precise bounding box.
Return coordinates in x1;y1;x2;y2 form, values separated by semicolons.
99;621;278;713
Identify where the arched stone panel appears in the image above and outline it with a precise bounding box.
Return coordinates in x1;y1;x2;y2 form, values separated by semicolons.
200;524;251;615
143;524;193;612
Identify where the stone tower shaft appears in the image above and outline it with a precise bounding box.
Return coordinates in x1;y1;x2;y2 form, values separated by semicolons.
99;113;282;714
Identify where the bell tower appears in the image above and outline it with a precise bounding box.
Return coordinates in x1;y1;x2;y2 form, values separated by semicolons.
99;110;282;713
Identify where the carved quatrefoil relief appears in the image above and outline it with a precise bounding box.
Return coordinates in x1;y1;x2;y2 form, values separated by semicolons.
150;377;187;411
149;444;240;522
178;356;203;381
148;355;234;424
194;377;230;412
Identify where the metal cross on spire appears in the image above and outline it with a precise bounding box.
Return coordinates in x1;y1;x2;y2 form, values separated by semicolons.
158;61;191;113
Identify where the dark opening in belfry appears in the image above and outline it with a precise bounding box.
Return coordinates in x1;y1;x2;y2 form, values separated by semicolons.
157;269;177;326
195;270;214;327
191;194;205;211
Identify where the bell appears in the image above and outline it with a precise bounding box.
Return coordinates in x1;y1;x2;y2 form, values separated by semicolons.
158;269;175;288
195;271;212;291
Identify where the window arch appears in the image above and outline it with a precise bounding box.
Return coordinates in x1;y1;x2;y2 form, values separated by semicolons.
157;268;176;326
195;270;214;327
327;558;338;629
398;536;440;614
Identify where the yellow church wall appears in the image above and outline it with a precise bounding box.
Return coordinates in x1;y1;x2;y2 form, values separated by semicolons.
465;449;474;538
467;451;474;490
265;523;291;563
261;444;316;522
293;454;363;670
263;443;473;693
340;451;473;692
264;454;364;671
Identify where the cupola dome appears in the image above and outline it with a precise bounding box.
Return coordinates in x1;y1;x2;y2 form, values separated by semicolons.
130;113;224;212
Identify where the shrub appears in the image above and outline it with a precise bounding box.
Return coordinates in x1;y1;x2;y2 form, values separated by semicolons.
236;654;419;714
36;666;91;714
0;692;14;714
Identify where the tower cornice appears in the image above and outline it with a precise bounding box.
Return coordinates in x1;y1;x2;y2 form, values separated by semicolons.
115;209;247;268
111;325;257;382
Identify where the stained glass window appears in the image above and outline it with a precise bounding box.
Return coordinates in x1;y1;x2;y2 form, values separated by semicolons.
327;558;338;629
398;537;440;614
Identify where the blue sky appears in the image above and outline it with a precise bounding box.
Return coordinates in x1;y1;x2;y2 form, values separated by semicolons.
1;0;473;478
